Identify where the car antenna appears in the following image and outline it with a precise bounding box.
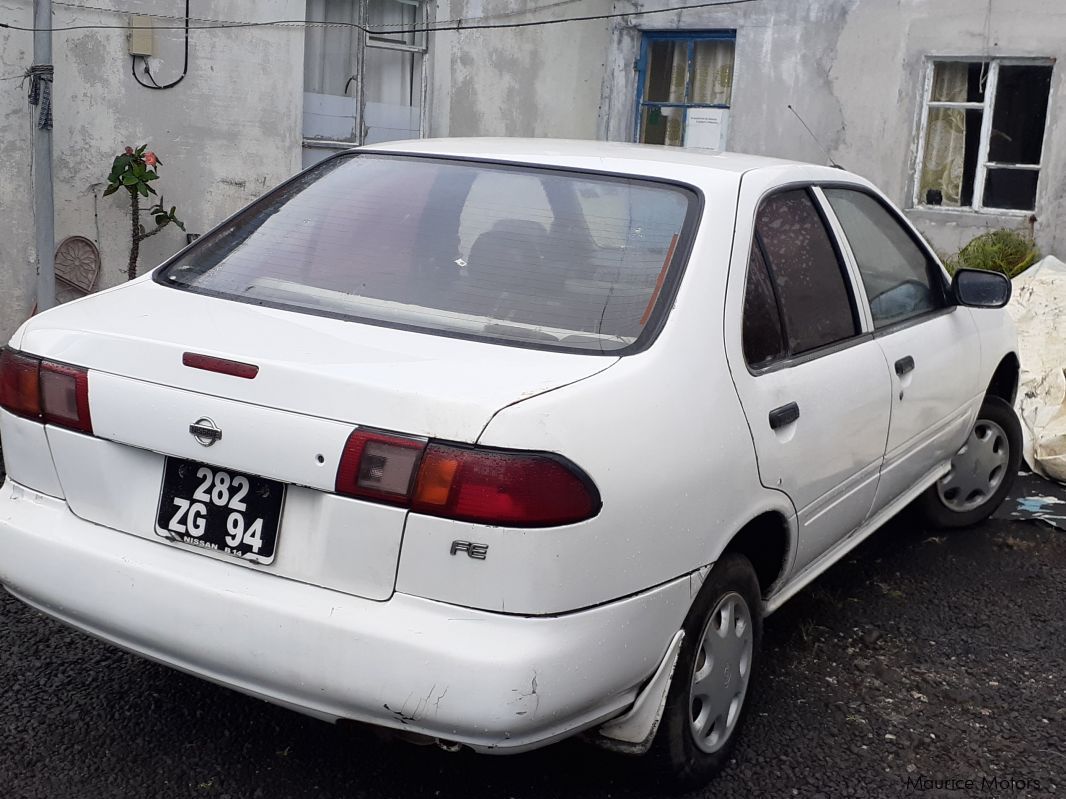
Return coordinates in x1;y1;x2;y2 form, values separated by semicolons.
787;104;844;170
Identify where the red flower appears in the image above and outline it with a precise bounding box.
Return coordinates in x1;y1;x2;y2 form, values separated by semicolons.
125;146;134;155
144;152;158;167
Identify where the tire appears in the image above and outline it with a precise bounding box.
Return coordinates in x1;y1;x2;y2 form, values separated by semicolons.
652;553;762;791
916;395;1022;529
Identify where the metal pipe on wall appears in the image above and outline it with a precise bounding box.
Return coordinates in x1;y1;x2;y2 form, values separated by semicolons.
33;0;56;312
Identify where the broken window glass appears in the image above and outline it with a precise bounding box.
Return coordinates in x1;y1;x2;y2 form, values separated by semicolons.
988;65;1053;165
917;59;1052;212
983;168;1040;211
645;41;687;104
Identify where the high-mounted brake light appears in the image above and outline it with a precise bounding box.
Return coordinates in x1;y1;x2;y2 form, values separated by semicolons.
0;349;93;435
183;352;259;379
334;426;600;527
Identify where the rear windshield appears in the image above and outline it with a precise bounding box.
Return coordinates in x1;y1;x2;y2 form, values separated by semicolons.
158;154;697;353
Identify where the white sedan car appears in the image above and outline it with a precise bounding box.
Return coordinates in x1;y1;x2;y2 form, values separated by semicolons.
0;139;1019;788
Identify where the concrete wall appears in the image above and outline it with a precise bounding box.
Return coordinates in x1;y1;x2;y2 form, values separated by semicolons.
0;0;305;345
427;0;613;139
424;0;1066;257
598;0;1066;258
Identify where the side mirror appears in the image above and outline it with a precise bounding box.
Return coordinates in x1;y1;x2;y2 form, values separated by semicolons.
952;268;1012;309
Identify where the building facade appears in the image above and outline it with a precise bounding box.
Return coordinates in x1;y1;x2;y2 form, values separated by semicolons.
1;0;1063;344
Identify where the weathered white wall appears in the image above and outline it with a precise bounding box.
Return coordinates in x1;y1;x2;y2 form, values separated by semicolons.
427;0;613;139
0;0;305;345
599;0;1066;258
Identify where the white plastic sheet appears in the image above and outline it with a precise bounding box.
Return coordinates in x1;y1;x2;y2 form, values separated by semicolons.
1008;256;1066;483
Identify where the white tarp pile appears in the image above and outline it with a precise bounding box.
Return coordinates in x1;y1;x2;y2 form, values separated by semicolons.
1009;256;1066;483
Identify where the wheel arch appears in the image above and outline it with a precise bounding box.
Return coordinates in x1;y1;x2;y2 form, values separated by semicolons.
718;510;793;599
986;352;1020;405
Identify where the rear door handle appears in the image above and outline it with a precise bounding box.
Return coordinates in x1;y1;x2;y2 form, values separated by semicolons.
895;356;915;376
769;402;800;430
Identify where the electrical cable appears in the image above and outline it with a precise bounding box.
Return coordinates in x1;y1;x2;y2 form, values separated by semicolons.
130;0;189;90
3;0;759;35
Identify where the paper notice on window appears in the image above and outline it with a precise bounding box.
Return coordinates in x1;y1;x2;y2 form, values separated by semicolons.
684;108;729;151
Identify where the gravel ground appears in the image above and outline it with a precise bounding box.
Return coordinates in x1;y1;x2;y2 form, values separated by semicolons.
0;475;1063;798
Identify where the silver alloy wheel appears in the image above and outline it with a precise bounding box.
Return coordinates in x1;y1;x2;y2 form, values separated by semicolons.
688;591;754;754
937;419;1010;512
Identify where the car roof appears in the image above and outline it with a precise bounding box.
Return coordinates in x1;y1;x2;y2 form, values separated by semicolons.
360;137;846;180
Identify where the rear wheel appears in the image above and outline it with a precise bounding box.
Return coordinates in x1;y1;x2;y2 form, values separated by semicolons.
652;553;762;791
917;396;1021;529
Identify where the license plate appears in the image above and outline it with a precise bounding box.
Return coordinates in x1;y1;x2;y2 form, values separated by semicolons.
155;458;286;564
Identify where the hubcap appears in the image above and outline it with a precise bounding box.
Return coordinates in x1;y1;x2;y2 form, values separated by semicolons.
937;419;1010;512
688;592;754;754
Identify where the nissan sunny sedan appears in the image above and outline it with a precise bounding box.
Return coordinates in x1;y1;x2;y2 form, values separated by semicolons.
0;139;1020;789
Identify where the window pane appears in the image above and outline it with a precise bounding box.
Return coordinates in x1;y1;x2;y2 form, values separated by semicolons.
644;41;687;103
303;0;359;141
640;105;684;146
824;189;942;328
367;0;423;48
983;167;1039;211
919;107;981;207
930;61;986;103
160;156;694;353
988;64;1053;165
691;40;734;105
363;48;422;144
756;191;857;354
743;243;785;368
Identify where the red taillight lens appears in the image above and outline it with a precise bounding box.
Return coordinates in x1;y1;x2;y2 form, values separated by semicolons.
334;428;600;527
40;361;93;434
0;349;41;418
412;445;600;527
0;349;93;434
336;429;428;504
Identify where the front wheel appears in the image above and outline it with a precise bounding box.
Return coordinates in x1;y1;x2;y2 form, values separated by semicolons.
652;553;762;791
916;395;1022;529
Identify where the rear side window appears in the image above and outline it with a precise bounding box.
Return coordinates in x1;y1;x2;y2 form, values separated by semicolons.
742;244;786;368
822;188;945;329
158;155;696;354
753;190;858;356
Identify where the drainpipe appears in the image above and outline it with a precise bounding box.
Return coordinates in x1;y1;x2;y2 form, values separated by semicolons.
32;0;56;311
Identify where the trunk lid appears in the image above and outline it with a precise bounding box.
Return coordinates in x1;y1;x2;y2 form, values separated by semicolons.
20;278;617;442
20;278;616;600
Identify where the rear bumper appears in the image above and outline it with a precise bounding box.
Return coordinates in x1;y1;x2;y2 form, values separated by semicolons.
0;479;692;753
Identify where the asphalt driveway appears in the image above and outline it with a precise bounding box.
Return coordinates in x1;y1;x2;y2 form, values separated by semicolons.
0;470;1063;799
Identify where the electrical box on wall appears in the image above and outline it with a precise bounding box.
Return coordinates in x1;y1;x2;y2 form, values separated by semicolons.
128;15;154;57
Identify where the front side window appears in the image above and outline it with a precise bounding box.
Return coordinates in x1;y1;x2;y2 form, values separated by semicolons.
303;0;426;167
635;32;735;148
916;59;1053;212
824;189;945;329
752;190;858;357
158;155;696;354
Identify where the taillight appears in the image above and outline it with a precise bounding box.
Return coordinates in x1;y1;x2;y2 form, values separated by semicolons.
336;429;427;505
40;361;93;433
0;349;93;434
412;445;600;527
0;349;41;418
335;427;600;527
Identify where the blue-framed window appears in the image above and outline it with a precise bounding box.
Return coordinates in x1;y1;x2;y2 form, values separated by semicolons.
634;30;736;146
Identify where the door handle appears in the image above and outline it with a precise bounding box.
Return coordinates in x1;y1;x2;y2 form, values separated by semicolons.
895;356;915;376
769;402;800;430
